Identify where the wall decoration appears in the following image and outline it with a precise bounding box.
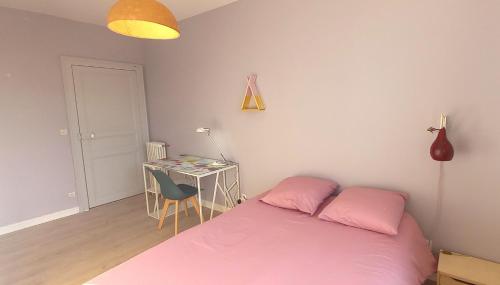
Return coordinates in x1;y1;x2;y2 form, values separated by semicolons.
241;74;265;111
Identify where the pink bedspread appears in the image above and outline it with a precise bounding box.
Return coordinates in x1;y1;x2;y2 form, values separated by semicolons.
86;197;435;285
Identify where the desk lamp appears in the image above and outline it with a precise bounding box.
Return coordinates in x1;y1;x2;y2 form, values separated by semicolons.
195;128;227;163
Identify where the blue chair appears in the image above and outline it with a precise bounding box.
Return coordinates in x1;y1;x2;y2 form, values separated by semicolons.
148;169;201;235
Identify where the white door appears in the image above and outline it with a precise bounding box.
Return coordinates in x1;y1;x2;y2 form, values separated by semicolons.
64;59;148;208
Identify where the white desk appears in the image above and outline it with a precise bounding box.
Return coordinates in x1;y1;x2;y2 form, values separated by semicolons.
143;155;241;223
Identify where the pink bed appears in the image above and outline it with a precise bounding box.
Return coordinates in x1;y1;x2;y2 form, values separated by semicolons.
86;196;436;285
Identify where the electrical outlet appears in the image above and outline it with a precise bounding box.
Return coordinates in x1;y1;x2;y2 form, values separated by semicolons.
68;192;76;198
236;194;248;205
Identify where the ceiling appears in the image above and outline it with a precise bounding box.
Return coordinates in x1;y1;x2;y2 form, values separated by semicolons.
0;0;238;25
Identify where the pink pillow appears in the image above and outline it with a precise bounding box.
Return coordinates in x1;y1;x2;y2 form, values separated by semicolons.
318;187;407;235
260;176;338;215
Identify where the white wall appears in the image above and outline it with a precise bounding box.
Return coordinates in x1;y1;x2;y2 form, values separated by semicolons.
144;0;500;261
0;7;145;226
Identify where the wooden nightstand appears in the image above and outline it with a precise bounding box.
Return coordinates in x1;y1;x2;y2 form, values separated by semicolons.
437;250;500;285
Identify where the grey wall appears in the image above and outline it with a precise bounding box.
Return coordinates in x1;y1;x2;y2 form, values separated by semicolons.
145;0;500;261
0;7;145;226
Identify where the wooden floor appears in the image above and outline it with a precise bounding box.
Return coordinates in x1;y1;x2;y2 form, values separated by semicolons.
0;194;216;285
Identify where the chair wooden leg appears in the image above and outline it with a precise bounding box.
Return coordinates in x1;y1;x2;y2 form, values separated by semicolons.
174;201;179;235
183;199;189;217
189;196;201;218
158;199;171;230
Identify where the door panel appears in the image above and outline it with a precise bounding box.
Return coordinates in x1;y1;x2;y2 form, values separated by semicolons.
91;151;143;205
72;66;146;207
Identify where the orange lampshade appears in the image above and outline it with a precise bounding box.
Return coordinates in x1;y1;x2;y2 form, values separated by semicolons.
107;0;180;40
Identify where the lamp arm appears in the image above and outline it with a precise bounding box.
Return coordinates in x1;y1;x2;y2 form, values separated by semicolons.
207;134;227;161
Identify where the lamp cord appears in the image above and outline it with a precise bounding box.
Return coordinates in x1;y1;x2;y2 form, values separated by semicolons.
430;161;444;244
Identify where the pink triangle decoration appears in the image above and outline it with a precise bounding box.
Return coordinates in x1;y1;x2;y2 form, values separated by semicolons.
241;74;265;111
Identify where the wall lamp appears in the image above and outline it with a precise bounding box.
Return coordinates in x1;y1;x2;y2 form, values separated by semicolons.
427;114;454;161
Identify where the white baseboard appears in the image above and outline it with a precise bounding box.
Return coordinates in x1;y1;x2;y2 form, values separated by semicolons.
0;207;80;236
201;200;228;213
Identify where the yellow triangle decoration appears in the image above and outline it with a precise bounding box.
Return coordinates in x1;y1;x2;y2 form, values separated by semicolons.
241;74;265;111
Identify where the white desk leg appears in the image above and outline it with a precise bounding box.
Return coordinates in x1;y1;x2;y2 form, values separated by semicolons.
223;171;228;207
236;166;241;203
143;165;150;217
210;172;219;220
153;172;160;219
197;176;204;223
151;171;157;219
222;170;235;208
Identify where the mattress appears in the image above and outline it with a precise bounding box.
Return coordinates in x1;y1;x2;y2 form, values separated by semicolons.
86;196;436;285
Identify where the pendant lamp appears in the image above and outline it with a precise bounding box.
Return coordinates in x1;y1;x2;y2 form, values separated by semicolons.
107;0;180;40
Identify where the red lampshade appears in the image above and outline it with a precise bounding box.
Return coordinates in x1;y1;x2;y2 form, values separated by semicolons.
430;128;454;161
